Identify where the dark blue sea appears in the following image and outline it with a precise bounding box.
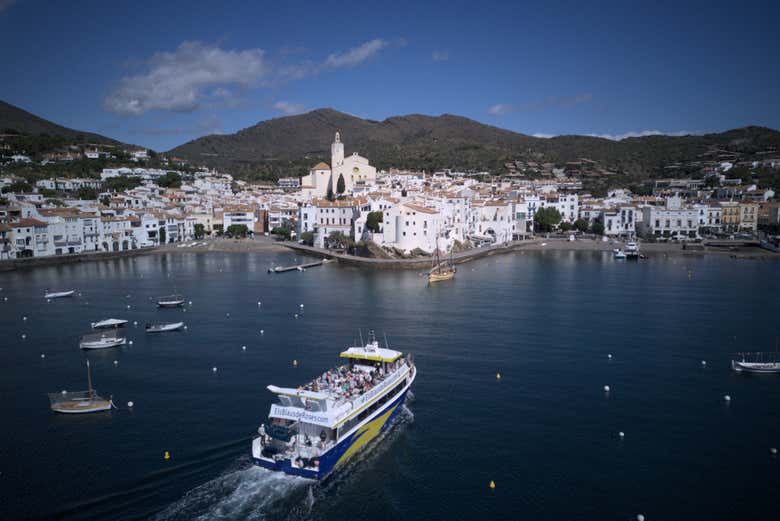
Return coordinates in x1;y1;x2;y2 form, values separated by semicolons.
1;250;779;521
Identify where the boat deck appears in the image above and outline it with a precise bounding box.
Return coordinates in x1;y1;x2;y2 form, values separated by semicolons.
302;362;394;407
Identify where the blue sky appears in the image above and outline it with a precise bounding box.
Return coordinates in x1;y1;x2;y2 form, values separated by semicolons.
1;0;778;151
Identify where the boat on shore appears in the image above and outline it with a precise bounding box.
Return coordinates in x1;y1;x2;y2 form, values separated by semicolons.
252;331;416;479
145;321;185;333
44;289;75;299
79;331;126;349
48;361;114;413
625;241;640;260
91;318;128;329
157;294;185;308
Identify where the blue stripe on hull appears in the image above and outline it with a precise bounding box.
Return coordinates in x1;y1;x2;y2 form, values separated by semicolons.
253;389;408;480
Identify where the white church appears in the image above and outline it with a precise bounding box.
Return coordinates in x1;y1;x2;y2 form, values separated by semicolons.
301;132;377;198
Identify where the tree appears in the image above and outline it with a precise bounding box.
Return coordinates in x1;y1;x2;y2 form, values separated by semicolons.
336;174;345;195
104;176;142;192
226;224;249;238
327;231;354;251
559;221;573;232
159;227;167;244
157;172;182;188
533;207;561;233
365;211;383;233
591;222;605;235
1;180;31;193
271;226;291;240
573;219;590;233
76;187;98;200
40;188;58;198
326;184;334;201
194;223;205;239
300;231;315;245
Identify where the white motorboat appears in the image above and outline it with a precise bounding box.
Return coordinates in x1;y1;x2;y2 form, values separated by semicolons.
732;349;780;374
79;331;126;350
613;249;627;260
145;321;185;333
91;318;128;329
44;289;75;299
625;241;640;260
252;331;416;479
48;361;114;413
157;294;185;308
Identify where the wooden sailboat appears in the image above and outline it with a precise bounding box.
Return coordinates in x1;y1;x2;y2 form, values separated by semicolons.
428;234;456;283
48;360;114;413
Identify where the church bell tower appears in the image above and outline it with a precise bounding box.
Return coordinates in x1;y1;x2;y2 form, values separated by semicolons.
331;131;344;168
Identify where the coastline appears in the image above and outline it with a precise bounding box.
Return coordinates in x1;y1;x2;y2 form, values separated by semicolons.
2;237;775;273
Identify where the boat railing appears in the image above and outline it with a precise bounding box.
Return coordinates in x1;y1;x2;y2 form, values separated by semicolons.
47;389;98;405
732;352;780;363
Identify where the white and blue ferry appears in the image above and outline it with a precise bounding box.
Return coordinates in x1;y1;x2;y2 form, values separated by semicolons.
252;333;416;479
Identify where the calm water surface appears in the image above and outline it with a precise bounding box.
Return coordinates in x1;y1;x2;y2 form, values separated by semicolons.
1;250;779;521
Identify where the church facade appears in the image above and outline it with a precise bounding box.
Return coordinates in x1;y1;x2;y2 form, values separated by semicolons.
301;132;377;198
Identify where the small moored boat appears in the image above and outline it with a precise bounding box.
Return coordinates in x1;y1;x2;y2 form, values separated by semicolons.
613;249;627;260
44;289;75;299
428;235;456;283
91;318;128;329
48;361;114;414
79;331;126;349
732;346;780;374
157;294;185;308
145;321;185;333
625;241;640;260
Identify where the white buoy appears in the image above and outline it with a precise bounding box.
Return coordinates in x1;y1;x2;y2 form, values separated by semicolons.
212;366;218;373
242;345;247;350
619;431;625;438
40;353;45;359
129;340;134;345
724;394;731;402
47;299;51;303
133;321;138;326
21;334;26;339
3;297;7;301
113;360;118;365
300;304;304;308
770;447;777;455
188;301;192;305
701;360;707;366
61;390;67;395
607;354;612;359
23;316;27;321
126;304;131;309
260;329;264;335
603;385;610;392
637;515;645;521
184;325;188;330
257;301;261;306
127;401;134;408
294;314;299;318
226;313;230;317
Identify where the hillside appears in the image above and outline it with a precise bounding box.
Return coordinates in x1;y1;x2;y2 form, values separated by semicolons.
168;109;780;181
0;100;119;144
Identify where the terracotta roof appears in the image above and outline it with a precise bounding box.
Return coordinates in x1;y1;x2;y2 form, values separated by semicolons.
13;218;47;227
402;203;438;214
311;162;331;171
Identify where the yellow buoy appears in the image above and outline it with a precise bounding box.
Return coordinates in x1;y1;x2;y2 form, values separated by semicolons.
164;451;170;460
496;373;501;380
489;480;496;490
293;359;298;367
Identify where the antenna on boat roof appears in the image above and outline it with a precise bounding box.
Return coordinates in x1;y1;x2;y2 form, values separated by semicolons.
383;331;390;349
359;329;364;347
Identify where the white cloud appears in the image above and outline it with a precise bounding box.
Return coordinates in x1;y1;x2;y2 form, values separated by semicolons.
0;0;15;14
273;101;306;116
324;38;387;68
105;41;268;115
586;130;695;141
432;50;449;62
488;104;514;116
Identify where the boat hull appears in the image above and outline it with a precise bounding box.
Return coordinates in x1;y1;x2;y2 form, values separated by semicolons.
45;291;75;299
146;322;185;333
731;360;780;374
80;338;126;350
51;400;113;413
253;371;413;480
428;271;455;283
158;301;185;308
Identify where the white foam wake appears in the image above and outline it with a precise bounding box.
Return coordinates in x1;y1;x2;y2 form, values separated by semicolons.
151;464;309;521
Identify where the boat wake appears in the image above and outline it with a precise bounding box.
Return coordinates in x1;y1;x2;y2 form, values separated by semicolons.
151;459;310;521
153;405;415;521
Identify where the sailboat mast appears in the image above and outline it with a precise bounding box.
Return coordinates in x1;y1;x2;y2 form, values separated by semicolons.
86;360;93;394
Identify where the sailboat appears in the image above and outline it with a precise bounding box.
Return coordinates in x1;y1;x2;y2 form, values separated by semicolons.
48;360;115;413
428;233;456;283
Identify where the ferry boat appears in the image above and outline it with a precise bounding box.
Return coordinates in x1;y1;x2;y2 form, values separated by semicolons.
252;332;416;479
